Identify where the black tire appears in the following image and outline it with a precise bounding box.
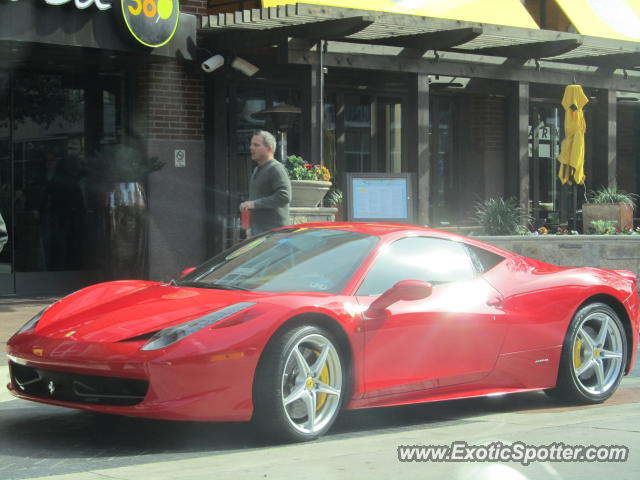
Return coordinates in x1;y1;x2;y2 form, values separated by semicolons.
545;302;627;404
252;324;347;442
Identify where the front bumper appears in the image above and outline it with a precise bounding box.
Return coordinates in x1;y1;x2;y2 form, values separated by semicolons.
6;330;262;422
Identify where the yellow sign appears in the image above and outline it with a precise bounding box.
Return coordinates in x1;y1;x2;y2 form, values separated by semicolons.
262;0;539;29
554;0;640;41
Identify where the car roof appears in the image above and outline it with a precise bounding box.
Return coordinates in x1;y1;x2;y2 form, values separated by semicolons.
279;222;517;259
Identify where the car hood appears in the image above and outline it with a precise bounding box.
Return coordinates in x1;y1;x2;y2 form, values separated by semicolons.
34;281;273;343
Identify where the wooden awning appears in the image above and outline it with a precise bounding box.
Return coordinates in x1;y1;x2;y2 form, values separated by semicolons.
260;0;540;30
200;2;640;70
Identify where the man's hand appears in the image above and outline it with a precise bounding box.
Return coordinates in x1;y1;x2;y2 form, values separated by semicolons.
239;201;255;212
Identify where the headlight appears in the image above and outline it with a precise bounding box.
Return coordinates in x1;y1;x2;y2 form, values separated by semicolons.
141;302;256;351
15;309;45;335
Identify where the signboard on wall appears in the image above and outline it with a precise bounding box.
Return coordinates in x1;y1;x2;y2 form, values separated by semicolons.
40;0;181;48
118;0;181;47
345;172;416;223
44;0;112;10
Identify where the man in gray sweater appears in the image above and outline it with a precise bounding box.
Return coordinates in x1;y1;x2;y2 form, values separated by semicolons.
239;130;291;234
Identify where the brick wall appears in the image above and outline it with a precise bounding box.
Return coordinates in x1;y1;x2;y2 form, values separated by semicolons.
468;95;507;201
470;95;507;152
136;61;205;141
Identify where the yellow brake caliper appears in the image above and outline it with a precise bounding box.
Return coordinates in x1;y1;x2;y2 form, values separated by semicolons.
573;337;583;369
316;354;330;411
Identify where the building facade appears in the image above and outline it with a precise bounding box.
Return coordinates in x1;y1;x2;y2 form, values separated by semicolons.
2;0;640;296
0;0;206;295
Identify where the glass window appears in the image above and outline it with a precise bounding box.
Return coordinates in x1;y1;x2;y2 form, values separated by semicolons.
179;227;379;294
345;95;372;172
465;244;504;273
357;237;477;296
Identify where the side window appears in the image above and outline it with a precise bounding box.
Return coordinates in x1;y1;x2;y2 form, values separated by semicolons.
465;244;504;273
357;237;477;296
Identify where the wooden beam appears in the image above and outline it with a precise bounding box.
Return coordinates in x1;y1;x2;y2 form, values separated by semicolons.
516;82;530;225
345;27;483;51
410;70;430;226
463;38;582;59
201;16;374;50
556;52;640;69
593;89;617;189
309;60;322;166
286;48;640;91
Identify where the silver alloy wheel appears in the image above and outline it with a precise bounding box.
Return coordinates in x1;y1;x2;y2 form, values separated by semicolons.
280;333;342;435
571;310;625;396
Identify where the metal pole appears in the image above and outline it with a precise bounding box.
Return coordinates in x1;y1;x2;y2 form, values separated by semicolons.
319;40;325;165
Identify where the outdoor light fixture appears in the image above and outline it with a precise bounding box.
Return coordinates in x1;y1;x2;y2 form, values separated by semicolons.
252;103;301;161
201;54;225;73
232;57;259;77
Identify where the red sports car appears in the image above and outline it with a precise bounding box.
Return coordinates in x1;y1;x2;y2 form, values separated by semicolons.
6;223;639;442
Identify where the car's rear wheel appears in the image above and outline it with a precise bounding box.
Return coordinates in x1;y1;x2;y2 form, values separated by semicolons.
252;324;346;442
546;302;627;403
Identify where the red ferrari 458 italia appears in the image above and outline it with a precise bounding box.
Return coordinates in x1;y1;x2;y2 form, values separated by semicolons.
6;223;639;442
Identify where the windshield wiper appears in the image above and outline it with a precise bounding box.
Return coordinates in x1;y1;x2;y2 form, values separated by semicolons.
177;281;250;291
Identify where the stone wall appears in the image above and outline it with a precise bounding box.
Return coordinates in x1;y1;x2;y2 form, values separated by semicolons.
478;235;640;277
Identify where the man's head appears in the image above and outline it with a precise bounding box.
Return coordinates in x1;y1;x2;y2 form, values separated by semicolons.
250;130;277;165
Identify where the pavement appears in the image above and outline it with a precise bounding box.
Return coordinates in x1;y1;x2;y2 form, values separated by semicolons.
0;298;639;479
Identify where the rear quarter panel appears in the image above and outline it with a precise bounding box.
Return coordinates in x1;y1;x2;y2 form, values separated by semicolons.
482;257;636;354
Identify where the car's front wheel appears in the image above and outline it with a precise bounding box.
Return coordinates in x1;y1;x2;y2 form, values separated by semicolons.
253;324;346;442
546;302;627;403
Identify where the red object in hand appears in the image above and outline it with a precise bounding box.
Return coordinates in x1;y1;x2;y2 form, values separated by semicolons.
241;210;250;229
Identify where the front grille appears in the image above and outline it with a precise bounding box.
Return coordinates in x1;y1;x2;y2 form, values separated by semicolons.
9;361;148;406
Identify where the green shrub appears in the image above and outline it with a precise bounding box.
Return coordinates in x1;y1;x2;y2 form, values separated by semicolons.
474;197;530;236
588;187;636;208
589;220;617;235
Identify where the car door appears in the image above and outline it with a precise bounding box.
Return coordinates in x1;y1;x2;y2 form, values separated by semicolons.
355;236;508;398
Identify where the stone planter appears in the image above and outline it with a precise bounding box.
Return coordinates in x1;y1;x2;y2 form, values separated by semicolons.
477;234;640;281
582;203;633;232
290;180;331;207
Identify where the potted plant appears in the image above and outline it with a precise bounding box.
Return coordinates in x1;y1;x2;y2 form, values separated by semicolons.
582;187;636;233
474;197;531;235
88;143;164;280
283;155;331;207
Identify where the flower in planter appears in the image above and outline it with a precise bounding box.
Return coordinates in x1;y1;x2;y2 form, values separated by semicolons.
284;155;331;182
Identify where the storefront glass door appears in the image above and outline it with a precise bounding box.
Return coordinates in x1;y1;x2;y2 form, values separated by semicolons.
0;70;123;296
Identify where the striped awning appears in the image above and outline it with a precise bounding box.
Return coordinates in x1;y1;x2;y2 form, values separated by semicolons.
554;0;640;42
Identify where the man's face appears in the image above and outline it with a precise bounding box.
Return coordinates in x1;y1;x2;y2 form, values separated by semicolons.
250;135;272;163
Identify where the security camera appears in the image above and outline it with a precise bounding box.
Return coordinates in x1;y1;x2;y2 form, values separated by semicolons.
201;54;224;73
231;57;259;77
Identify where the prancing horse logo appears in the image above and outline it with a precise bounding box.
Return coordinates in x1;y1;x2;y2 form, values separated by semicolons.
47;381;56;395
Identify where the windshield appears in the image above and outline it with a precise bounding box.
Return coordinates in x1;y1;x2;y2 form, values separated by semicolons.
178;227;379;294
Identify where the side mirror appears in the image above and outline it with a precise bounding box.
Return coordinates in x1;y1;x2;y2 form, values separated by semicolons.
368;279;432;314
178;267;197;279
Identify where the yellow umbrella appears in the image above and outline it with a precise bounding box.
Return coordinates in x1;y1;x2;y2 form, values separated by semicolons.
557;84;589;185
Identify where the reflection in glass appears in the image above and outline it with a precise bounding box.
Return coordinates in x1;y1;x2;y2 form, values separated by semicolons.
180;227;378;294
0;73;11;280
345;95;372;172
